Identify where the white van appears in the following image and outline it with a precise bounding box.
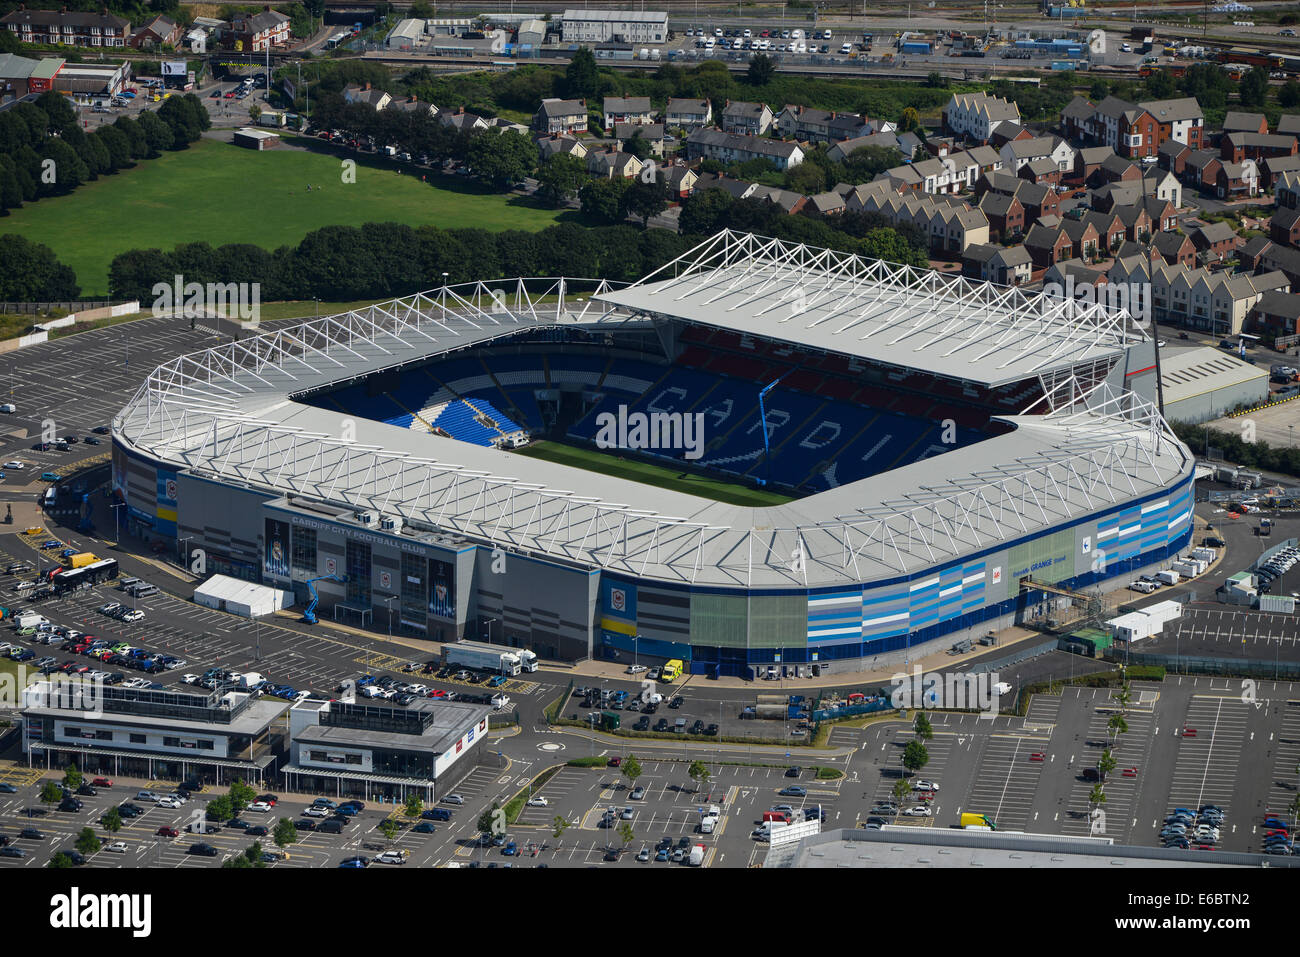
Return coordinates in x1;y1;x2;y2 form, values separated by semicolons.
751;820;788;841
15;612;48;629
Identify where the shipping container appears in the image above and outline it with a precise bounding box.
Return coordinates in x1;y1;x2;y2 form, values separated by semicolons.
1259;595;1296;613
901;41;932;54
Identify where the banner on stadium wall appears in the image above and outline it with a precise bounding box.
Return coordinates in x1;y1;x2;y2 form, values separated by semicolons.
265;518;290;578
599;578;637;636
155;468;178;536
428;558;455;620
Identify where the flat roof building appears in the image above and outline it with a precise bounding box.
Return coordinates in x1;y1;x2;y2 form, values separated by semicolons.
562;9;667;44
284;698;495;802
21;680;290;787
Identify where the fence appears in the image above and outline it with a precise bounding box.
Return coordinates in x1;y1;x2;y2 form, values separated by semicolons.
0;301;121;315
965;638;1059;675
1105;648;1300;680
811;697;893;722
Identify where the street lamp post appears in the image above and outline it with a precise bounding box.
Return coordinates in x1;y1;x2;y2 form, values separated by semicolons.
111;502;125;547
484;617;497;643
383;595;396;636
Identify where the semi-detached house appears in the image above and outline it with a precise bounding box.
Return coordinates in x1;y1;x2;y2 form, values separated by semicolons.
685;129;804;170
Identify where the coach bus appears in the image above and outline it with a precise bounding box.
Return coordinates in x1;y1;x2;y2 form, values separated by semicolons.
47;558;120;594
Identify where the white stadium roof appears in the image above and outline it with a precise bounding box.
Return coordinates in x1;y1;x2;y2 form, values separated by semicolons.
595;230;1146;389
115;235;1192;590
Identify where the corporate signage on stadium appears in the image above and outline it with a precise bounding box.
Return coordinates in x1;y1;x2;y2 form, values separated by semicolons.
284;514;445;556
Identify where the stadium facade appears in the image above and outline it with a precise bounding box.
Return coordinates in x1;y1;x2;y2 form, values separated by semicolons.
113;231;1194;676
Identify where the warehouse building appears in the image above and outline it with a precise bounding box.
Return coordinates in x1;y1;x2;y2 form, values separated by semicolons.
561;9;667;44
1158;346;1268;423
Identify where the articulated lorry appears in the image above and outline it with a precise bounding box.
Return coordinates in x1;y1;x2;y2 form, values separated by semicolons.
443;640;539;676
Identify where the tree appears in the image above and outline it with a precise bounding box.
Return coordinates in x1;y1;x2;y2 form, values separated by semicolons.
249;104;263;124
272;817;298;849
678;187;734;236
747;53;776;86
621;754;643;790
898;107;922;134
101;806;122;834
892;777;911;806
466;128;537;188
1145;68;1176;99
379;817;400;842
1099;748;1118;782
622;130;653;161
61;764;83;791
1281;79;1300;109
1240;66;1270;110
578;176;631;224
228;779;257;814
552;814;570;841
75;827;100;856
914;712;934;740
563;46;600;99
687;760;711;794
223;841;266;867
135;110;175;155
205;794;233;822
621;176;669;225
39;780;63;808
1107;713;1129;748
536;153;587;206
617;819;635;848
478;801;503;841
402;793;424;819
48;852;73;868
37;138;89;195
1089;79;1110;101
35;90;77;133
901;739;929;776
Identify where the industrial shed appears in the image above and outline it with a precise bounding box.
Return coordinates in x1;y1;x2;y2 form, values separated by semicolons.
1159;346;1268;423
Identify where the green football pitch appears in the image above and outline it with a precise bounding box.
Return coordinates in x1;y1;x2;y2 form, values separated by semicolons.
5;136;565;296
511;440;795;507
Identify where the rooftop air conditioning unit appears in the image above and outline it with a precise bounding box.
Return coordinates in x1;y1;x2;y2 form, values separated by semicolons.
380;515;403;533
355;510;379;525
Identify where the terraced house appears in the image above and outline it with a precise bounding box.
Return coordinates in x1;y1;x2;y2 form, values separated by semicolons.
843;180;989;253
941;92;1020;144
1109;258;1290;334
1;6;129;47
685;129;804;170
664;97;711;132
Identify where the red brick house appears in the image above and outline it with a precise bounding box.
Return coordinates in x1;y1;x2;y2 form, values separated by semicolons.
1270;206;1300;247
1025;223;1075;270
1187;221;1238;262
978;191;1025;241
1220;132;1298;165
1153;230;1197;267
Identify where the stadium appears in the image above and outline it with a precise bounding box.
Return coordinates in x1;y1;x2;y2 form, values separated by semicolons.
112;230;1194;677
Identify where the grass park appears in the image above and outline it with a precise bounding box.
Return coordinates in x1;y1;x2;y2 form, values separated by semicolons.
3;136;567;297
511;439;795;507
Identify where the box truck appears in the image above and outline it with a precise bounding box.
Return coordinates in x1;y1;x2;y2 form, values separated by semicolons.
443;640;522;676
1154;570;1180;586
